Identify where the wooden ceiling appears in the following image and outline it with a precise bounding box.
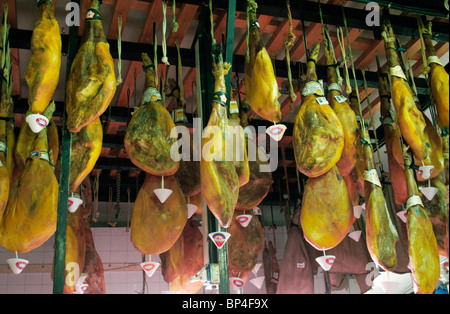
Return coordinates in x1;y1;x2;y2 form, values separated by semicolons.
2;0;449;206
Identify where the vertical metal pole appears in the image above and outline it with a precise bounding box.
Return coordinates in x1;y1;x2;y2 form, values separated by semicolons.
52;2;78;294
217;0;236;295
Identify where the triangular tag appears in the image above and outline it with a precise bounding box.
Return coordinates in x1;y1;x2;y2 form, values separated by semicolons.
209;232;231;249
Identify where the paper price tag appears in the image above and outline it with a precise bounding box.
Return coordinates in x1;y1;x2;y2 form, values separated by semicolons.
316;97;329;105
229;100;239;114
334;95;347;103
297;262;305;269
364;169;382;187
407;195;423;210
172;108;187;123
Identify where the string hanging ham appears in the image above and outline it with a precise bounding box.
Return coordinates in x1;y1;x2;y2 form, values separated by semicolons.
244;0;281;123
381;17;430;162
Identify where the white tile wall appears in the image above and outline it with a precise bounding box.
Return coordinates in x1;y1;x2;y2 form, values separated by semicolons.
0;221;329;294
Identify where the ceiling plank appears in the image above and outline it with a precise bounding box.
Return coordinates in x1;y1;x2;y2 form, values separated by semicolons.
107;0;133;40
167;3;198;46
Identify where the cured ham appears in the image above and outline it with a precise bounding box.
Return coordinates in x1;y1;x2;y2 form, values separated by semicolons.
56;118;102;193
200;48;239;228
14;102;58;172
244;0;281;123
65;0;116;133
293;42;344;178
235;99;271;211
80;178;105;294
300;166;354;250
124;54;179;176
419;19;449;129
25;0;61;114
228;213;264;274
324;33;358;177
0;86;13;221
382;21;430;162
403;151;440;294
0;127;58;253
160;219;203;294
379;71;408;205
168;79;201;197
420;174;448;256
360;124;399;271
130;174;187;255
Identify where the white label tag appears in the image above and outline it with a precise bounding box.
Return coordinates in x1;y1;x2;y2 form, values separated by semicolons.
297;262;305;269
334;95;347;103
390;65;407;80
229;100;239;114
364;169;382;187
428;56;443;66
407;195;423;210
302;81;324;97
316;97;329;105
141;87;161;105
328;82;342;92
172;108;187;123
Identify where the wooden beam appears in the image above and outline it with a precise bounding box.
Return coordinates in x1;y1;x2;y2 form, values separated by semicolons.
107;0;132;40
167;3;198;46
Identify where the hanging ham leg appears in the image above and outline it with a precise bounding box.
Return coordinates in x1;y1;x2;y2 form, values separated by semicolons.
25;0;61;114
168;78;201;197
130;174;187;255
300;166;354;250
235;99;271;211
55;118;102;193
200;48;239;228
244;0;281;123
160;219;204;294
403;151;440;294
324;33;358;177
228;213;264;273
361;124;399;271
0;127;58;253
381;21;430;162
379;70;408;205
125;54;179;176
293;42;344;178
419;19;449;129
65;0;116;133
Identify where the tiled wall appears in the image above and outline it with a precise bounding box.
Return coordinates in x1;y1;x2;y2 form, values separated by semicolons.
0;219;299;294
